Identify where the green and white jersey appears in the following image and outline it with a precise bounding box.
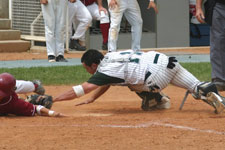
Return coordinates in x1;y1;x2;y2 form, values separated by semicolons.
88;49;200;93
88;50;167;86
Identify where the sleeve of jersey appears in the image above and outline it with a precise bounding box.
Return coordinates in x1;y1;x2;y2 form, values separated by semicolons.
87;71;125;86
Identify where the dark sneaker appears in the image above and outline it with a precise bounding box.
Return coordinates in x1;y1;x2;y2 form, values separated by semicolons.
56;55;68;62
32;80;45;95
69;39;75;50
71;39;86;51
48;55;56;62
102;42;108;50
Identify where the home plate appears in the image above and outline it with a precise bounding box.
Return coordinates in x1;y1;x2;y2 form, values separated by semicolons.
81;113;113;117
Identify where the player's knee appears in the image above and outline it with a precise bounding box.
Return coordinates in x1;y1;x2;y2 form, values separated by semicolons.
83;16;92;26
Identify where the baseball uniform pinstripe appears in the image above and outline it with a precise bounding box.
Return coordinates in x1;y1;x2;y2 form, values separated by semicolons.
90;50;200;93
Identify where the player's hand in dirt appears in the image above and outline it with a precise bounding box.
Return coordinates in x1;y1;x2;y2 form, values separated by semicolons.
147;2;158;14
52;111;68;117
75;98;96;106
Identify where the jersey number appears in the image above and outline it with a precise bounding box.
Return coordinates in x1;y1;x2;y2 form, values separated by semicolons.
120;51;142;64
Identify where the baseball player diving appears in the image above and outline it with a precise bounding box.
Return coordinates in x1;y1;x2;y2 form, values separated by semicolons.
0;73;62;117
54;49;225;114
97;0;158;52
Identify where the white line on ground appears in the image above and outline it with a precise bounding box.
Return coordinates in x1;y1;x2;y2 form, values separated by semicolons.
1;121;224;135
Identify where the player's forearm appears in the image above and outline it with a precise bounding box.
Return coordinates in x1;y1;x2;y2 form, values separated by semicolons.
97;0;103;7
91;85;110;100
196;0;203;9
54;83;99;102
54;89;78;102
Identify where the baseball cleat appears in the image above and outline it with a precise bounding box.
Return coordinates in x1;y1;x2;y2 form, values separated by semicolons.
56;55;68;62
33;80;45;95
48;55;56;62
206;92;225;114
141;96;171;111
156;96;171;109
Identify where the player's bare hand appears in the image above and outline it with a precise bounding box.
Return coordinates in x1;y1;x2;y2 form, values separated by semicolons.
109;0;118;10
147;2;158;14
69;0;76;3
75;98;95;106
99;7;108;15
196;8;205;23
52;112;68;117
40;0;48;4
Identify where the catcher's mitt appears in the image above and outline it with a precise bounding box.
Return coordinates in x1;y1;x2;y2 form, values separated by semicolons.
25;94;53;109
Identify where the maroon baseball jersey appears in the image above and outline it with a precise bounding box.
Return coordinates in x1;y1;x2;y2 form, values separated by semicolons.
80;0;96;6
0;92;36;116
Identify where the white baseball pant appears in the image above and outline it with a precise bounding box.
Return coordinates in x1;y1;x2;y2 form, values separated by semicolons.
86;2;110;24
107;0;143;52
41;0;67;56
15;80;35;94
144;54;200;93
68;0;92;42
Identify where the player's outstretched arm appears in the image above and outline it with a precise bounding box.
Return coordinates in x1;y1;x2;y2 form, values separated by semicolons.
53;82;99;102
147;1;158;14
76;85;110;106
35;105;64;117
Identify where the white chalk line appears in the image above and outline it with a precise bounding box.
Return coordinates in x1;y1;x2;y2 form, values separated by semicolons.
1;121;225;135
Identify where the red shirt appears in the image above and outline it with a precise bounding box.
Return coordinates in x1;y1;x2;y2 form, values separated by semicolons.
80;0;96;6
0;92;36;116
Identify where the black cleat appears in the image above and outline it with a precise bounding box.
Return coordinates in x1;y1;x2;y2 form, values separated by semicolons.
56;55;68;62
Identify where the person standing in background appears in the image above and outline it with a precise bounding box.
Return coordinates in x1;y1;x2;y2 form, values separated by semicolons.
196;0;225;91
41;0;75;62
81;0;110;50
97;0;158;52
69;0;110;51
68;0;92;51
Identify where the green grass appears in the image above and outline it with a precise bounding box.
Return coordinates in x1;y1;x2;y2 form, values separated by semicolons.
181;62;211;81
0;65;91;85
0;62;212;85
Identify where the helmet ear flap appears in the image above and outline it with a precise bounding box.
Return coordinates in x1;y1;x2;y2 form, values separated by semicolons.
0;73;16;98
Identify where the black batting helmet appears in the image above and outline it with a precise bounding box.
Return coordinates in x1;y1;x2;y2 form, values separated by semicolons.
0;73;16;98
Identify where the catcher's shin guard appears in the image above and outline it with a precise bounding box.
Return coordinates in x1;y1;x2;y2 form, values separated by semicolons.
192;82;218;100
136;92;170;111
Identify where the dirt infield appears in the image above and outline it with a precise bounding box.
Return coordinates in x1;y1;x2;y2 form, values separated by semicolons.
2;47;225;150
1;86;225;150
